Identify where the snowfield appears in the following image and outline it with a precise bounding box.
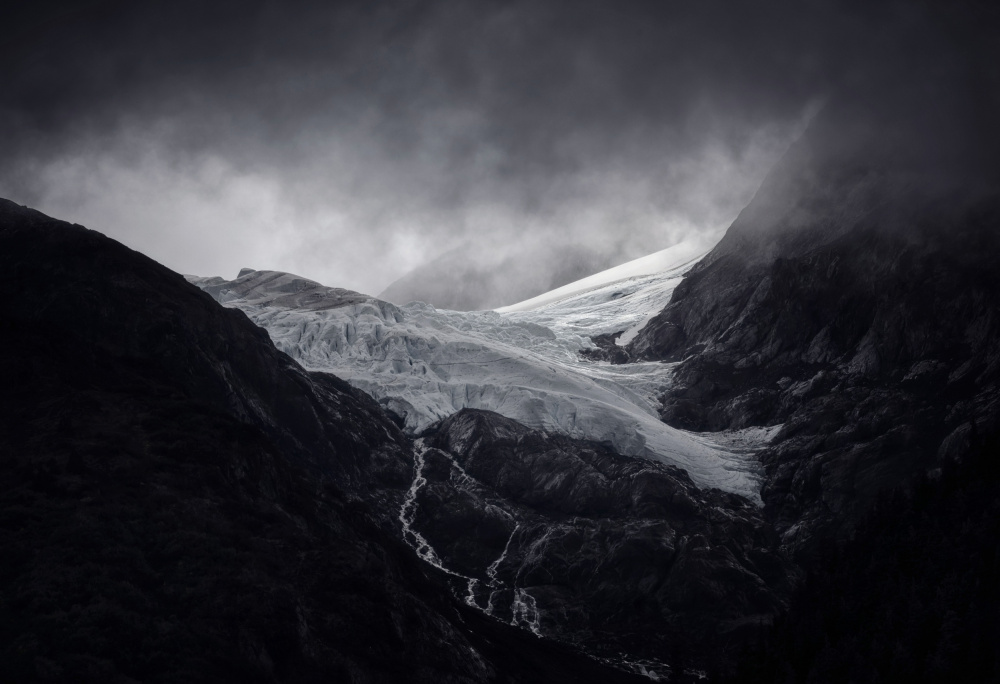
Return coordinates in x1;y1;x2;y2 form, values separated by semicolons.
188;241;775;500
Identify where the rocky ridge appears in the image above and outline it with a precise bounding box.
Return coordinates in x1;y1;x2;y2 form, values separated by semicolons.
624;102;1000;548
404;409;794;670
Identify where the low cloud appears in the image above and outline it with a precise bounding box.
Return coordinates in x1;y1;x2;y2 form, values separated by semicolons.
2;0;995;299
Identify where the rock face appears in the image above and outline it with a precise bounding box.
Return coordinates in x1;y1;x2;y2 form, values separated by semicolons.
0;199;648;683
406;409;794;669
625;100;1000;548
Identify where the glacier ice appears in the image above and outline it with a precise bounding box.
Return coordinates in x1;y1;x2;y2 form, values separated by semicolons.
187;241;774;501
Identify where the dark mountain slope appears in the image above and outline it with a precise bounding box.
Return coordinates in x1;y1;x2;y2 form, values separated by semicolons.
0;199;643;683
720;437;1000;684
0;200;412;496
625;96;1000;548
407;409;796;673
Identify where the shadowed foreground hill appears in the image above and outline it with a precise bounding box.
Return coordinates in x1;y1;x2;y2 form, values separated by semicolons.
0;199;643;683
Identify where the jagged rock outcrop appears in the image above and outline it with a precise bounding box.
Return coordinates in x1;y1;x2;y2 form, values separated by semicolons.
197;269;383;313
625;96;1000;548
578;331;631;364
406;409;795;671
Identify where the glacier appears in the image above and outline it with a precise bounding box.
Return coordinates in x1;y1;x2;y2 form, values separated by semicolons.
188;241;776;500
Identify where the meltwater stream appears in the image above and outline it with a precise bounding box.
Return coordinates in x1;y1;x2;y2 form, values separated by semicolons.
397;440;543;633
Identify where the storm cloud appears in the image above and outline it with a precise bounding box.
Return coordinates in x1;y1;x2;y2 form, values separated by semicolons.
2;0;996;303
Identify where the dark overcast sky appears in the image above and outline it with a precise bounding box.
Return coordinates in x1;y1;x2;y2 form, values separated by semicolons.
2;0;997;298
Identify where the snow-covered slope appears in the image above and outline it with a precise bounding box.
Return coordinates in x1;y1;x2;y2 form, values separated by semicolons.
496;240;704;314
188;243;776;500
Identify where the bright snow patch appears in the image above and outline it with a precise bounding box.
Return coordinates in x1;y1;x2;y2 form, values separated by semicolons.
496;240;705;314
187;243;775;501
